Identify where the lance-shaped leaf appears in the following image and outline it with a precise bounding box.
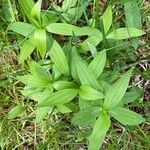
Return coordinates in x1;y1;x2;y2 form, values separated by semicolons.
19;38;35;63
110;107;145;126
19;0;35;19
79;85;105;100
73;49;99;90
17;74;51;88
80;36;102;52
70;47;80;82
29;61;51;79
18;62;51;88
38;89;79;107
31;0;42;23
71;107;102;126
46;23;85;36
100;5;112;34
103;68;133;109
9;22;35;37
49;40;70;76
88;111;110;150
88;50;106;79
106;27;145;40
34;28;47;57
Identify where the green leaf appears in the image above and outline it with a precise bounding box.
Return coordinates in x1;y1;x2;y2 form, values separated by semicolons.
124;0;142;49
81;26;103;37
42;11;59;26
80;36;102;52
57;104;72;113
110;107;145;125
52;64;62;80
71;107;102;126
30;0;42;24
29;61;51;79
88;50;106;79
70;47;80;82
62;0;77;11
103;68;133;109
49;40;70;76
46;23;85;36
106;27;145;40
19;61;52;88
2;0;16;22
35;89;53;123
79;85;105;100
19;0;35;19
38;89;79;107
33;28;47;57
17;74;51;88
9;22;36;37
100;5;112;34
88;111;110;150
79;98;92;110
36;107;50;123
72;49;100;90
19;39;35;63
53;81;77;90
8;105;25;119
87;42;97;56
122;86;144;104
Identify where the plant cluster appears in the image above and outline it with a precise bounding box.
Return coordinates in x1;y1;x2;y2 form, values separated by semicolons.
1;0;148;149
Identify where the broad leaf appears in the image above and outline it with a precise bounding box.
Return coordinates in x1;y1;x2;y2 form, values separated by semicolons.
49;40;70;76
19;38;35;63
38;89;79;107
103;68;133;109
8;105;25;119
79;85;105;100
110;107;145;125
9;22;35;37
107;27;145;40
88;111;110;150
100;5;112;34
88;50;106;79
71;107;102;126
